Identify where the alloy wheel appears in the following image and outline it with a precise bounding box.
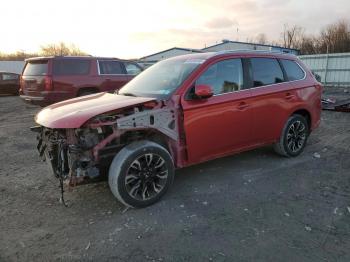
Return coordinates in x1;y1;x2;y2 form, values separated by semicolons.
125;153;168;201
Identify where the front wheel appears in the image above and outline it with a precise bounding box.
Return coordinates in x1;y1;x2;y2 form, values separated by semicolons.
273;114;309;157
108;140;174;208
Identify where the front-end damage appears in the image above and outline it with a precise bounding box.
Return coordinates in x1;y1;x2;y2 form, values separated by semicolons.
32;103;181;202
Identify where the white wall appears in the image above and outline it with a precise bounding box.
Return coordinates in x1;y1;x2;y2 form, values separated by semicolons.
0;61;25;74
299;53;350;87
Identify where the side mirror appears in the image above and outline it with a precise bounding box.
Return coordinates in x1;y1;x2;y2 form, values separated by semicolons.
194;84;213;99
312;71;322;82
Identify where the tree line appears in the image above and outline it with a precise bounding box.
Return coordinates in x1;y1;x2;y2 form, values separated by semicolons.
281;20;350;54
0;42;88;61
241;19;349;55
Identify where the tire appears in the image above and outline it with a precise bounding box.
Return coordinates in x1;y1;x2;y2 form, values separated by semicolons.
78;90;96;97
108;140;175;208
273;114;309;157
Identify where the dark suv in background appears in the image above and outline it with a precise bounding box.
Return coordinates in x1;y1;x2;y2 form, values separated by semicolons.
20;56;143;106
0;72;20;95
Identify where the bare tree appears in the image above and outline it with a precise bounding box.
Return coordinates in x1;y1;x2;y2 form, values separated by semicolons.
283;20;350;54
282;24;304;49
256;33;267;45
40;42;88;56
317;20;350;53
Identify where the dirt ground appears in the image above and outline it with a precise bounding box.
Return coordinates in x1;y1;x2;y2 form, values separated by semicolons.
0;88;349;262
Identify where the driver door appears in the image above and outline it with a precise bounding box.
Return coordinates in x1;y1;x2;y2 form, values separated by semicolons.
181;58;254;164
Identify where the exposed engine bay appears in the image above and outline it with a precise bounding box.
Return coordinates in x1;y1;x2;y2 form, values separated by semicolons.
31;104;179;204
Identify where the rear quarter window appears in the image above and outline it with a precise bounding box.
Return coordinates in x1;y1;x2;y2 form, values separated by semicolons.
53;59;90;75
280;59;305;81
23;61;48;76
251;58;284;87
98;60;124;74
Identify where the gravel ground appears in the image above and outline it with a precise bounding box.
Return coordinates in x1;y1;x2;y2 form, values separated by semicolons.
0;88;349;261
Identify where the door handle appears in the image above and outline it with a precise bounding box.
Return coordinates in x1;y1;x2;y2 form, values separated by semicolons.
285;93;295;100
237;102;249;110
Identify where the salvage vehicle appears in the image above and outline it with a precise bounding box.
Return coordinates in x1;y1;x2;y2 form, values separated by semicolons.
20;56;142;106
0;71;20;95
32;51;322;208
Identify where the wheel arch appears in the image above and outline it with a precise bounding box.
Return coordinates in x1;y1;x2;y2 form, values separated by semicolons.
291;108;311;129
77;86;99;96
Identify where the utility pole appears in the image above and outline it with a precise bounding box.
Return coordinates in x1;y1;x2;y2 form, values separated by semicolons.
324;44;329;86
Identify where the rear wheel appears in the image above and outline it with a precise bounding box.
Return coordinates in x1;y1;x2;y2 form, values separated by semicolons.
273;114;309;157
108;140;174;208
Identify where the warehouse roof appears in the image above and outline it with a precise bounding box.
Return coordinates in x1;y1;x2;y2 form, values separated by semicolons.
202;40;300;52
139;47;203;60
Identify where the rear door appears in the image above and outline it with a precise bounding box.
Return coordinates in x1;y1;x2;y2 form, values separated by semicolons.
21;60;49;97
181;58;254;164
248;57;293;144
97;60;128;92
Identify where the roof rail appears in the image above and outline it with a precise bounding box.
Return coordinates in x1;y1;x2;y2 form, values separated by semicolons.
213;49;295;56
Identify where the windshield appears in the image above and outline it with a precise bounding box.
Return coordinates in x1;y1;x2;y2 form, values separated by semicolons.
118;58;203;99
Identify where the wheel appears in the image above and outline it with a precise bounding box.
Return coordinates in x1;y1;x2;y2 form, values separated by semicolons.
273;114;309;157
108;140;174;208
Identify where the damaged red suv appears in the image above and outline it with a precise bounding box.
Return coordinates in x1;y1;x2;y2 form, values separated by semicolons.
32;51;322;208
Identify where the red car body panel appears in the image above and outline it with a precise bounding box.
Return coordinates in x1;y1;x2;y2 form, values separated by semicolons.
35;92;156;129
177;53;322;166
34;51;322;170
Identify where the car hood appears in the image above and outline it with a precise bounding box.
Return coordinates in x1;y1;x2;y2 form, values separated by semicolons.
35;92;156;128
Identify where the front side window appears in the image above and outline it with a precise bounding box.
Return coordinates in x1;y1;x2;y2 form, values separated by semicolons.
280;59;305;81
53;59;90;75
196;59;243;95
251;58;284;87
99;60;124;74
124;62;142;75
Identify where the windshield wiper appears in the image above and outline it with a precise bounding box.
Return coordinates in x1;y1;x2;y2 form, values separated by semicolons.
120;92;137;97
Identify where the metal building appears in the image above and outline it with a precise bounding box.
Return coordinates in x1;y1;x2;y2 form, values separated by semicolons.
0;61;25;74
138;47;203;67
202;40;299;55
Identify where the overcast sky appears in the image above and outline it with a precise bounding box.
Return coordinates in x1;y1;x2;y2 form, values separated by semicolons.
1;0;349;58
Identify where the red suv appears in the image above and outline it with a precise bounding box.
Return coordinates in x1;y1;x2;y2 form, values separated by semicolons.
32;51;322;207
20;56;142;106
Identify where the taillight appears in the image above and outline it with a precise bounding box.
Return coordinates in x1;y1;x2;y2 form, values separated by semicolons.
19;76;24;92
44;76;53;91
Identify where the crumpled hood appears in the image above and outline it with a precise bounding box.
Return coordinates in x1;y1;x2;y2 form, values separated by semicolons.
35;92;156;128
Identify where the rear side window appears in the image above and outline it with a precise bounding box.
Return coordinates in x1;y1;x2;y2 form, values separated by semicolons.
251;58;284;87
99;60;124;74
23;61;48;76
196;59;243;95
53;59;90;75
280;59;305;81
2;74;18;80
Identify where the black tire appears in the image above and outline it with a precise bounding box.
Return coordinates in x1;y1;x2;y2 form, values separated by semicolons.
78;90;96;97
108;140;174;208
273;114;309;157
